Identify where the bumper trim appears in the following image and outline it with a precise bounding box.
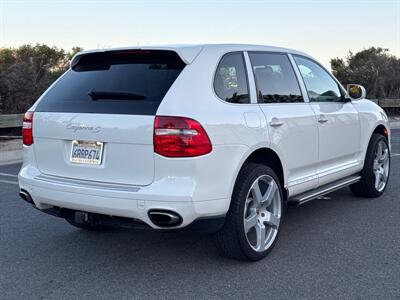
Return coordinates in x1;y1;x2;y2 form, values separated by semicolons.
35;174;141;193
182;215;226;233
39;205;225;233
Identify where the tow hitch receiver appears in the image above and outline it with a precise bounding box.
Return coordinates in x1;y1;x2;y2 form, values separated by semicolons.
74;211;90;224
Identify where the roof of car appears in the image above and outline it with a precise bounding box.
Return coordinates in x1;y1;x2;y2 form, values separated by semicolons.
71;44;311;66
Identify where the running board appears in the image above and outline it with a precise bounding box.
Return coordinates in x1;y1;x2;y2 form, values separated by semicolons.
287;175;361;206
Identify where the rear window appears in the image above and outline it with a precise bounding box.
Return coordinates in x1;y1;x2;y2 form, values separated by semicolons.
214;52;250;104
35;50;186;115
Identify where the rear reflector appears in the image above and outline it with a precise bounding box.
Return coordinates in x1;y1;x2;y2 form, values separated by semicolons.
154;116;212;157
22;111;34;146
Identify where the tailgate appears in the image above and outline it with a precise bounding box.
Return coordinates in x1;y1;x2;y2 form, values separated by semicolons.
31;50;186;186
33;113;155;186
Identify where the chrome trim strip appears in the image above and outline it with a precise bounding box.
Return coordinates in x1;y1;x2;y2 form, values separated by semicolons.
35;174;141;193
287;160;362;188
287;174;318;187
317;160;361;178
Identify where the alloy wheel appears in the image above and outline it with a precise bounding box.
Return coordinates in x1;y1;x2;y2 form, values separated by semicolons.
373;140;390;192
243;175;282;252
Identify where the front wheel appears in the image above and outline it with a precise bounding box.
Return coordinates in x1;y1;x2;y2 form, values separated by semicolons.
350;133;390;198
214;163;283;261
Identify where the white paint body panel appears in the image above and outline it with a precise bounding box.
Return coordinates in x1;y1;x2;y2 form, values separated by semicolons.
259;103;319;195
310;102;362;186
33;113;155;186
19;44;390;229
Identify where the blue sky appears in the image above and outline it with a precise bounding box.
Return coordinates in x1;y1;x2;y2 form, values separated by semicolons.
1;0;399;67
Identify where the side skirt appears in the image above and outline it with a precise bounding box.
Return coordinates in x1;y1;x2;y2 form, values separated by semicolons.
287;175;361;206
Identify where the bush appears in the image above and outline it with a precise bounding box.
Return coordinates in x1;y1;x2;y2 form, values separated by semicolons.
330;47;400;100
0;44;82;114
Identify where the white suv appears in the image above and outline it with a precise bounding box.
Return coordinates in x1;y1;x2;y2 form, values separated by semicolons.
18;44;391;260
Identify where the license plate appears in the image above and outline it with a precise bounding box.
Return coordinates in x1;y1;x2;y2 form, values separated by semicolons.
70;140;104;165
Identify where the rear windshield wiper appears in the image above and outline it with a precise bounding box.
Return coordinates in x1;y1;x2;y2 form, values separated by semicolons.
88;89;147;101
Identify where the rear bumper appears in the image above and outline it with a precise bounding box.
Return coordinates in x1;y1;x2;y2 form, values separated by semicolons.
18;165;229;230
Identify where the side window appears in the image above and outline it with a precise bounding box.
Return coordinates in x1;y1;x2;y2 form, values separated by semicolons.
249;52;303;103
294;56;342;102
214;52;250;104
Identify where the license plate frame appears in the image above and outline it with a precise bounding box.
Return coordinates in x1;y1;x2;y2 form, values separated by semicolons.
70;140;104;165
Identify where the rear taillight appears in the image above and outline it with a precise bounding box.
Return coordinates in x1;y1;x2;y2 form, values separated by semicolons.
154;116;212;157
22;111;34;146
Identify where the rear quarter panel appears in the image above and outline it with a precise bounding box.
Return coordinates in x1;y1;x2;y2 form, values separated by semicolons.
156;47;269;204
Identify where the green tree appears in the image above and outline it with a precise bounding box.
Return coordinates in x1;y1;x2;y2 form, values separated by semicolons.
68;47;84;60
0;44;82;114
330;47;400;99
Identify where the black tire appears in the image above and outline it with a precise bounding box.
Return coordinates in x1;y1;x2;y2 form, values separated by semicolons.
350;133;390;198
214;163;283;261
65;219;108;231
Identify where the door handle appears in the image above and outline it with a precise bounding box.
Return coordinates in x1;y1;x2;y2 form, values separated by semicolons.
269;117;284;127
318;115;328;124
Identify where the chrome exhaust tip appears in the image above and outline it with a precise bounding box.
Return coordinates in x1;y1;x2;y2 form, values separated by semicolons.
148;210;182;227
19;189;34;205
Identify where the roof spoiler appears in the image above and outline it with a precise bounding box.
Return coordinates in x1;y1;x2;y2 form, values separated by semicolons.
70;46;203;69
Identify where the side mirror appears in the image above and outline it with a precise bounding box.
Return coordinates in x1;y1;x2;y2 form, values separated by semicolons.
347;84;366;100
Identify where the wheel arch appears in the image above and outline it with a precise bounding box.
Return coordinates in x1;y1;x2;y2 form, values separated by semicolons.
231;147;287;202
369;122;391;152
373;124;389;139
359;122;390;170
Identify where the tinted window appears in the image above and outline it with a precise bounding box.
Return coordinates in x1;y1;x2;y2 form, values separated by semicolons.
294;56;342;102
214;53;250;104
35;50;186;115
249;53;303;103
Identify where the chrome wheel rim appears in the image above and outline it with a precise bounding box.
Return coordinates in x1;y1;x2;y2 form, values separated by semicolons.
243;175;281;252
373;140;390;192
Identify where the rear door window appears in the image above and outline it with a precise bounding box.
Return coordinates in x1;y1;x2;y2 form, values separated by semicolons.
249;52;303;103
214;52;250;104
35;50;186;115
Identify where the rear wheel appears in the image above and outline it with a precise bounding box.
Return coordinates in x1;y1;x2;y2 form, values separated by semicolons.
350;133;390;197
214;163;283;261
